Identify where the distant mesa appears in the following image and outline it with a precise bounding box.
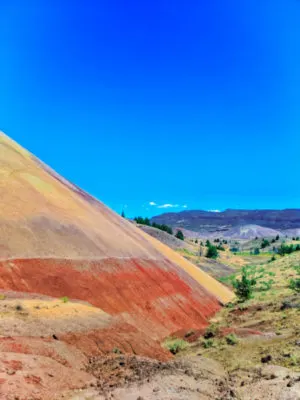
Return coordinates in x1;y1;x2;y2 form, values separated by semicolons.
0;132;233;362
151;209;300;237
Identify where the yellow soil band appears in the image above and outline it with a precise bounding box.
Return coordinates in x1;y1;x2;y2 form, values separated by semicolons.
139;230;235;304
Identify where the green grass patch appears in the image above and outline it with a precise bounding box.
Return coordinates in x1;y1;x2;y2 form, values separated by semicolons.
60;296;69;303
225;334;238;345
163;338;188;355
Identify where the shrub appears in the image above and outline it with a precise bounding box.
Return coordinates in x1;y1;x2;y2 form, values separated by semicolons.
289;278;300;293
277;243;299;256
184;330;195;339
0;294;6;300
164;339;188;355
225;334;238;345
232;268;256;301
134;216;151;226
135;217;173;234
203;338;214;348
112;347;122;354
261;239;270;249
61;296;69;303
259;279;275;291
232;266;275;301
175;230;184;241
204;323;219;339
293;266;300;275
254;248;260;255
152;222;173;235
268;255;276;263
206;245;219;259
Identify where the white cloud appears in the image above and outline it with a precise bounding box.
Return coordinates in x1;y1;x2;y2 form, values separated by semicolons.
208;209;221;213
145;202;187;209
157;203;179;209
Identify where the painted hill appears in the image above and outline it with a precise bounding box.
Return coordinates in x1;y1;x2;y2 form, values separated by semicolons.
0;132;233;399
151;209;300;233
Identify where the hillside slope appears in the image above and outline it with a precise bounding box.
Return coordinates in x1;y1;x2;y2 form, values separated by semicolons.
0;132;234;398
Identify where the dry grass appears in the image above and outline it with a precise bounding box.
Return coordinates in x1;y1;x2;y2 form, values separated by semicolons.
181;252;300;373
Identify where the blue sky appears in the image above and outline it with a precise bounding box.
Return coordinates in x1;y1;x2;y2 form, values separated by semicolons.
1;0;300;217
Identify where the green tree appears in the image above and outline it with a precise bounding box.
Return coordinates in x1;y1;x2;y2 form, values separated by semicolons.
175;230;184;241
278;243;295;256
232;267;257;301
206;245;219;259
261;239;270;249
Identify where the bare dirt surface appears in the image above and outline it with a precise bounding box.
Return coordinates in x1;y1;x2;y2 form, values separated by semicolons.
61;355;300;400
61;355;232;400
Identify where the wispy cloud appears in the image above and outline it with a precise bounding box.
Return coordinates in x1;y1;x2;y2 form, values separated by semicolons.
157;203;179;209
146;202;187;209
208;209;221;213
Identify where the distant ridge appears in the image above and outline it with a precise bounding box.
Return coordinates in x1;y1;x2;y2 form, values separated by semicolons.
151;209;300;233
